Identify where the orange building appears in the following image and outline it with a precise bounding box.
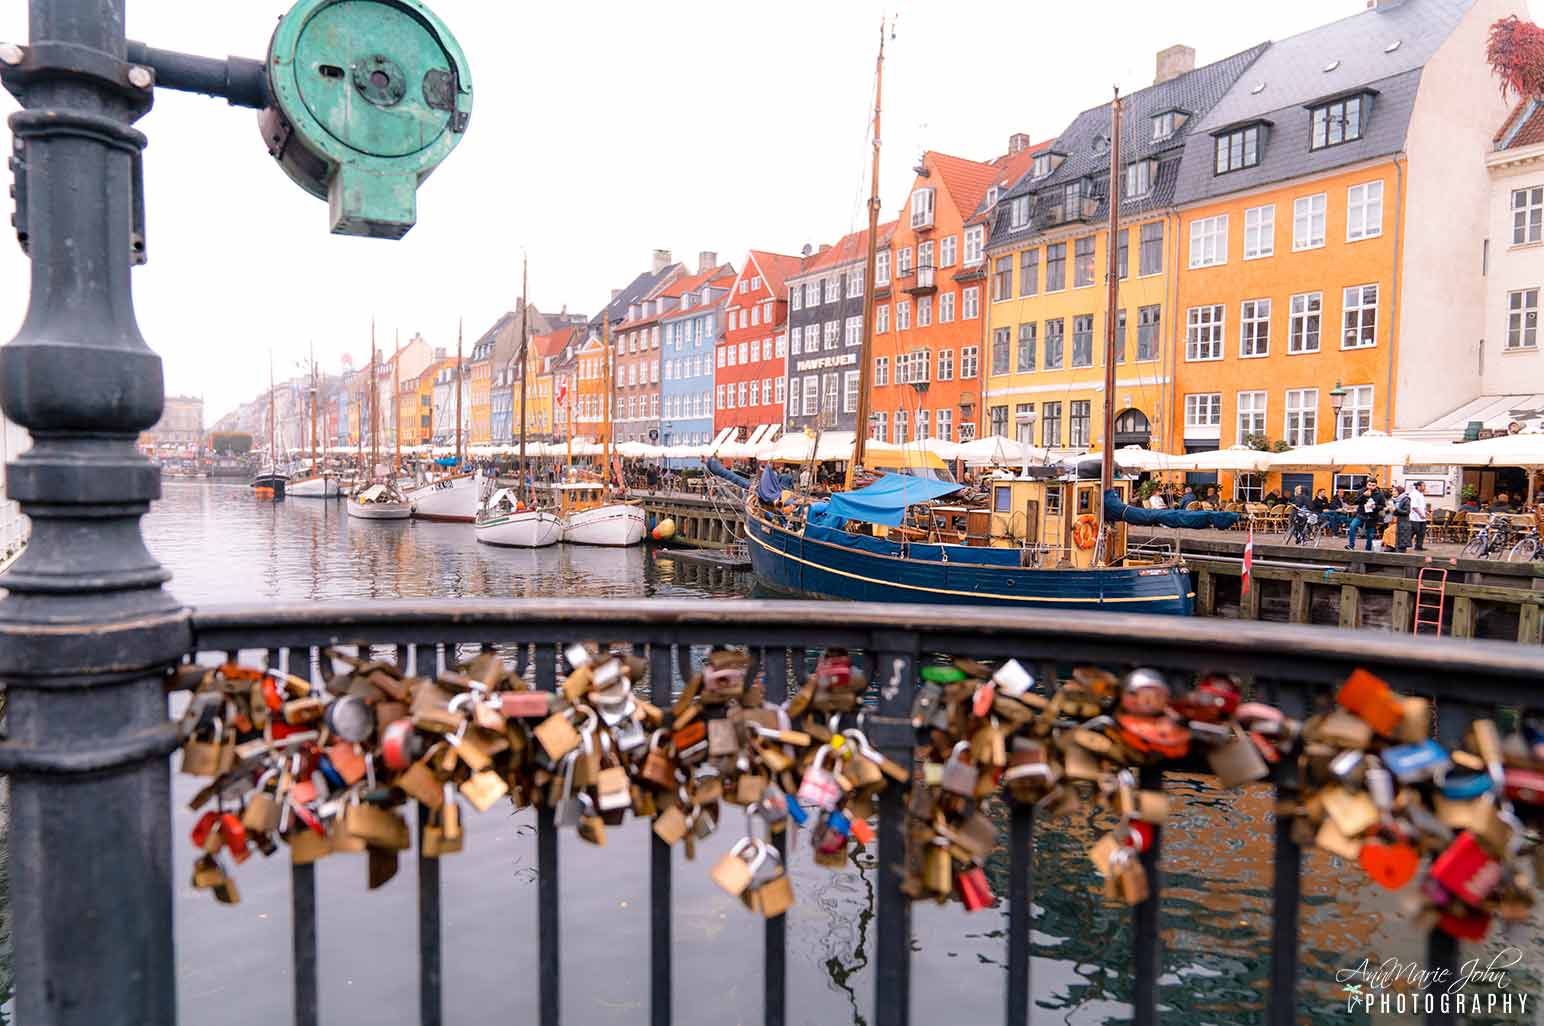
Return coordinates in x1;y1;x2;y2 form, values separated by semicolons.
572;325;610;445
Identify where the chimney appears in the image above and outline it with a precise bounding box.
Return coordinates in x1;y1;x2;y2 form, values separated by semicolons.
1154;45;1195;85
697;250;717;274
1008;132;1031;155
651;248;672;273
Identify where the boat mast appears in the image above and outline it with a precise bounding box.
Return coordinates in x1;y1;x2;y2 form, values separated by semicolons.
309;341;318;474
845;18;887;491
393;330;402;479
268;351;276;473
455;316;463;465
518;255;530;502
1098;87;1122;564
369;324;379;479
602;311;612;502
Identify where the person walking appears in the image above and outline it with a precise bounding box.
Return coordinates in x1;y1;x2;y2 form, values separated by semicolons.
1391;484;1413;552
1408;481;1429;551
1347;481;1384;551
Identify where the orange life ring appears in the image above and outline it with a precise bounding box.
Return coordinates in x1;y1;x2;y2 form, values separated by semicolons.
1073;514;1099;550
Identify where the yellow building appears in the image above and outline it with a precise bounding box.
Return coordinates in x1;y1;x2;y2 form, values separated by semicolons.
983;45;1266;454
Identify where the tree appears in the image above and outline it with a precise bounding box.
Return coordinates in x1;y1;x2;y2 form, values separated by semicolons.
1487;16;1544;99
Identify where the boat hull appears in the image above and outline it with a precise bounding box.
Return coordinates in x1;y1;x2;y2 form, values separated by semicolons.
407;474;482;522
745;510;1193;614
562;504;646;546
475;509;562;548
287;474;340;498
347;499;413;520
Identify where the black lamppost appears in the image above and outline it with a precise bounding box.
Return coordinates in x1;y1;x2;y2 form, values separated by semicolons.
1328;380;1348;438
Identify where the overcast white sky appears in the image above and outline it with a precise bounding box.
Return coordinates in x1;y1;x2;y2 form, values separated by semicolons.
0;0;1508;421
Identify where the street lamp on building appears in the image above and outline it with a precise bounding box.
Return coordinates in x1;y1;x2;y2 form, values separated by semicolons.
1329;380;1348;437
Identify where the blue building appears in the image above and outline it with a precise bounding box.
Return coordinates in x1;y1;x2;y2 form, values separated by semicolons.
659;262;733;450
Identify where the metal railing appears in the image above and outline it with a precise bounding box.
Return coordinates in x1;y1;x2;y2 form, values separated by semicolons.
179;598;1539;1026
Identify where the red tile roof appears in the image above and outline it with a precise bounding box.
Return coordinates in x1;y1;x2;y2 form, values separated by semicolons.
794;221;899;277
1497;98;1544;150
745;250;804;302
927;151;1003;221
531;326;575;360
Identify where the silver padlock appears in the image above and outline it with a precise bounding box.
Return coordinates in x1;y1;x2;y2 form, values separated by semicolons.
992;659;1032;698
552;750;582;828
614;715;647;754
940;741;979;797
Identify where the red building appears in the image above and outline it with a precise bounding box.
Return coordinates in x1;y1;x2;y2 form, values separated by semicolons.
715;250;803;439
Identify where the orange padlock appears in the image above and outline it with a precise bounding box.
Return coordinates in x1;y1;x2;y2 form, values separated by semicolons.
1335;669;1404;737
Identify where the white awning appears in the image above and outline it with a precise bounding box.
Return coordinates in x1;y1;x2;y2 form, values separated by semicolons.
1411;394;1544;439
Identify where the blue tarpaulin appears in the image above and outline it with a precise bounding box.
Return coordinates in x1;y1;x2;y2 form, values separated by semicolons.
823;473;963;527
706;458;751;490
1103;488;1238;530
434;457;460;467
756;464;784;504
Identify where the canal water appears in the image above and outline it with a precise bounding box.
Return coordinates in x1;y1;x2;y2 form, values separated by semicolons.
2;480;1539;1025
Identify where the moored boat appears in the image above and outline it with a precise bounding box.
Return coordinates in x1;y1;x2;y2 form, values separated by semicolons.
407;471;482;522
474;488;561;547
287;469;340;498
563;500;646;546
346;482;413;520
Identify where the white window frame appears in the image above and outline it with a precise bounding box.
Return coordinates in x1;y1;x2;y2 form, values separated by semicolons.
824;277;839;303
1243;204;1274;259
910;187;935;229
1009;195;1030;229
1336;385;1373;440
937;347;954;381
1512;186;1544;245
1342;284;1378;349
1240;298;1270;358
896;300;910;331
842;370;860;413
961;345;978;379
939;292;955;323
940;235;957;267
963;226;984;266
1185;305;1225;361
876;249;891;286
1284;388;1318;447
874;356;889;386
1237;390;1267;441
876;304;889;334
1184;393;1222;431
1189;215;1228;268
1288;292;1322;354
1292;193;1327;251
962;287;979;320
1507;287;1539;350
1346;181;1383;242
801;376;819;416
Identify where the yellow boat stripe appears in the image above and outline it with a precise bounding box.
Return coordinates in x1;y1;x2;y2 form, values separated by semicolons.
745;524;1193;605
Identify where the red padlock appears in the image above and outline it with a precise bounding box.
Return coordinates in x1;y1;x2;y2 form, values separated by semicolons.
381;718;418;771
957;865;994;912
1437;908;1492;941
220;812;250;864
971;683;995;719
260;676;283;712
1429;832;1502;906
190;810;220;849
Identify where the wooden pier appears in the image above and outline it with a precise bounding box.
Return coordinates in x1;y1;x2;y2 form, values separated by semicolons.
635;490;744;551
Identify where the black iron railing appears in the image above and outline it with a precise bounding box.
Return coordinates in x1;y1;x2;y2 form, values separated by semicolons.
183;598;1539;1026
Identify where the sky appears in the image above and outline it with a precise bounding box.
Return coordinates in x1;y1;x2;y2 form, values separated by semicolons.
0;0;1514;422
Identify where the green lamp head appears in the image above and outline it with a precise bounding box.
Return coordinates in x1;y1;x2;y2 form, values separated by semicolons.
259;0;472;239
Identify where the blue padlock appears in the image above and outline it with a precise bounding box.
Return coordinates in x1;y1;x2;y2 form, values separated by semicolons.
825;809;851;837
1439;770;1494;800
317;754;346;791
1381;740;1450;783
785;798;808;827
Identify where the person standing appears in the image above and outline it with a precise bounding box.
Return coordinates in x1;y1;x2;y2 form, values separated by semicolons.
1408;481;1429;551
1391;484;1413;552
1347;481;1384;551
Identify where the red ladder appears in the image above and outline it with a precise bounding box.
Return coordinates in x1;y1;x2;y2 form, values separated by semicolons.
1414;563;1448;636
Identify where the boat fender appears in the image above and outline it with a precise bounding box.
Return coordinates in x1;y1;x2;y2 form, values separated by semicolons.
1073;515;1099;550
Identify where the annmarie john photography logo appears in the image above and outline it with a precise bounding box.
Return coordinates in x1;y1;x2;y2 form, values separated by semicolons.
1338;948;1532;1016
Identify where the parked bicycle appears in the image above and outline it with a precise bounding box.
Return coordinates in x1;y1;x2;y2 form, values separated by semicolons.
1282;506;1327;547
1460;513;1520;560
1506;522;1540;562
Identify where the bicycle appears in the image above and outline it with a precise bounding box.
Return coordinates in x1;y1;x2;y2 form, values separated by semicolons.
1507;523;1540;562
1460;514;1518;560
1281;506;1327;547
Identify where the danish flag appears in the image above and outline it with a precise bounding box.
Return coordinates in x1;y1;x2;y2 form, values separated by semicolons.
556;379;568;406
1242;526;1254;595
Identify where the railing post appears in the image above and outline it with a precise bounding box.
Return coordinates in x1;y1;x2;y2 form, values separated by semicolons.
870;631;920;1026
0;7;189;1026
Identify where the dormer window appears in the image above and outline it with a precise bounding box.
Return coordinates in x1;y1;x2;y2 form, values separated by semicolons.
1124;159;1155;199
985;186;998;208
1009;195;1031;229
1311;94;1365;149
1032;154;1052;178
1151;108;1189;141
1214;123;1263;174
910;187;936;229
682;293;693;310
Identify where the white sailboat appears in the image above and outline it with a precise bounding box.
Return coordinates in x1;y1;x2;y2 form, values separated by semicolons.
407;317;480;521
558;315;645;546
474;487;561;547
289;346;341;498
348;326;413;521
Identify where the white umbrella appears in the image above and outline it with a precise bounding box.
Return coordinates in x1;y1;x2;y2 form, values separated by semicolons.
1268;430;1446;469
1430;433;1544;467
1179;445;1274;472
955;434;1048;466
918;436;962;461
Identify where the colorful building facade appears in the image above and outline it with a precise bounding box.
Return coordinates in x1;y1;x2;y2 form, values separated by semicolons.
715;250;801;439
659;263;734;448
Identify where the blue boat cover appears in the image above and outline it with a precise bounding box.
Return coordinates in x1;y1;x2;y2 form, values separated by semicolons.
434;457;460;467
824;473;963;527
755;464;783;503
1103;488;1238;530
707;458;752;490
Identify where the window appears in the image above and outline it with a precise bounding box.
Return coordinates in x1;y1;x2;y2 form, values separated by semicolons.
1072;314;1094;367
937;408;953;442
825;278;839;303
939;292;955;323
1125;160;1152;198
1111;308;1127;363
1019;248;1038;296
1116;229;1129;280
1292;194;1326;250
804;283;818;307
1069;400;1091;448
1185;393;1222;432
937;348;953;381
843;371;859;413
964;226;984;266
1139;221;1163;276
1512;187;1544;245
876;250;891;286
961;345;978;379
1214;125;1261;174
1508;288;1539;349
1284;388;1318;447
1237;390;1266;440
1032;153;1052;178
916;409;930;440
1337;385;1373;439
1342;284;1378;348
894;409;909;443
1041;402;1062;448
1016;323;1036;372
897;349;931;384
823;320;839;350
876;305;889;334
1074;236;1095;287
738;340;749;365
1010;195;1031;229
940;235;957;267
962;287;979;319
1234;474;1264;503
910;187;935;228
898;247;913;275
1044;318;1064;369
896;301;910;331
1289;292;1322;353
724;346;734;368
1152;111;1177;140
917;296;932;327
1186;305;1224;361
993;256;1013;301
959;421;976;442
1346;182;1383;241
872;411;887;442
776;335;787;357
1243;204;1274;259
1136;305;1160;361
750;380;760;406
801;376;819;416
1189;215;1227;268
1240;299;1270;357
749;339;760;362
1045;242;1067;290
1311;95;1363;150
751;304;760;326
990;405;1008;437
845;316;862;347
775;377;786;405
991;327;1011;376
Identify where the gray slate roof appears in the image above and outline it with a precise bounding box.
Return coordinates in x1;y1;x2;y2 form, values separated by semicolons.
988;43;1268;250
1172;0;1472;205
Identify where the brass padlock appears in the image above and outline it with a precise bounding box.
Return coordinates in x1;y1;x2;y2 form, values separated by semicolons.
459;769;509;813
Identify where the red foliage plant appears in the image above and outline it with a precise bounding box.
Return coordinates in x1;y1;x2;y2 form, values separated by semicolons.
1488;15;1544;99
